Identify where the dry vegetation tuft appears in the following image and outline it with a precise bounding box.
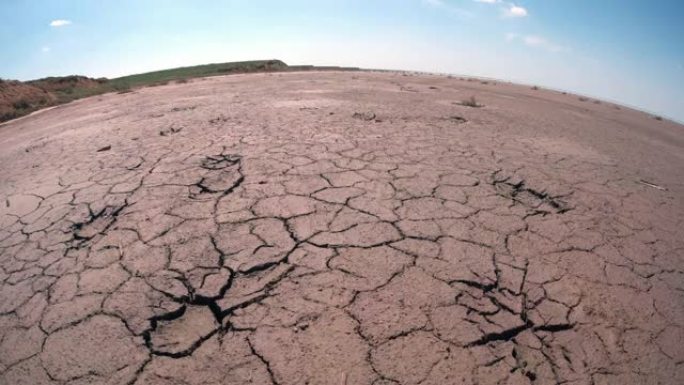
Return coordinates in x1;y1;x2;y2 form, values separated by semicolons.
460;96;483;108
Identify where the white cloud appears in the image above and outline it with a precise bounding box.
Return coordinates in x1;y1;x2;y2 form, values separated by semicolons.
474;0;528;18
504;4;528;18
523;35;566;52
523;35;544;46
505;33;566;52
41;46;50;53
422;0;444;6
49;19;72;27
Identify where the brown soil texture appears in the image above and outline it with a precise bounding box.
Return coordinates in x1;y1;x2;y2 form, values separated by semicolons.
1;71;683;384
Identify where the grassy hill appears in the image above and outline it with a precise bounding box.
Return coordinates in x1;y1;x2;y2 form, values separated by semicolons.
109;59;288;89
0;60;358;123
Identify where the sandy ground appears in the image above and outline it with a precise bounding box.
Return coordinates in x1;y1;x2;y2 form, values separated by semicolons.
0;71;683;384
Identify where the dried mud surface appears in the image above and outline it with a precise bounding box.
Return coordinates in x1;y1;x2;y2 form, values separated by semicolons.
1;71;683;384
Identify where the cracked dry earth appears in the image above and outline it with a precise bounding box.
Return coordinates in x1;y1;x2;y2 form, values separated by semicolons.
1;71;684;385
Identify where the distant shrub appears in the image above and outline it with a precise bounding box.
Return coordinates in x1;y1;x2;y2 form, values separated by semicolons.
112;83;132;93
460;96;482;108
532;86;539;90
578;97;589;102
12;99;31;110
654;116;663;121
176;78;189;84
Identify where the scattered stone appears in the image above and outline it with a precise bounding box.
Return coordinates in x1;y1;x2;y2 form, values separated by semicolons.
352;111;376;121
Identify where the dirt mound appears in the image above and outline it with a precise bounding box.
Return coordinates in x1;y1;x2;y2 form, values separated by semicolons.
0;76;108;123
0;79;56;122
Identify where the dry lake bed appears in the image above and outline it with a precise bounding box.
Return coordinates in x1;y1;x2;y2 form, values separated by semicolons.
1;71;683;384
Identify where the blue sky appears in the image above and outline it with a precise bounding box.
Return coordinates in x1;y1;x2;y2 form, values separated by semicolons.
1;0;683;121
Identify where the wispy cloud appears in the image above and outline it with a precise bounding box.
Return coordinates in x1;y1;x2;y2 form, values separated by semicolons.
41;46;50;53
503;4;528;18
49;19;72;27
506;33;567;52
474;0;528;18
523;35;565;52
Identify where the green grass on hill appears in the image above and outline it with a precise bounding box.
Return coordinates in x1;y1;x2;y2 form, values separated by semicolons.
108;59;289;90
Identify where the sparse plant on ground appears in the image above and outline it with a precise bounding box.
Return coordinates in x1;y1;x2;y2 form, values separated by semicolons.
12;99;31;110
654;116;663;121
113;84;132;93
532;86;539;90
460;96;482;108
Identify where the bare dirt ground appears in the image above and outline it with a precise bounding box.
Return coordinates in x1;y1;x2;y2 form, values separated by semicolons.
1;71;683;384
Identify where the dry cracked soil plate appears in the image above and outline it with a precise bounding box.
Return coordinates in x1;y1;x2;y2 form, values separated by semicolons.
1;71;683;384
